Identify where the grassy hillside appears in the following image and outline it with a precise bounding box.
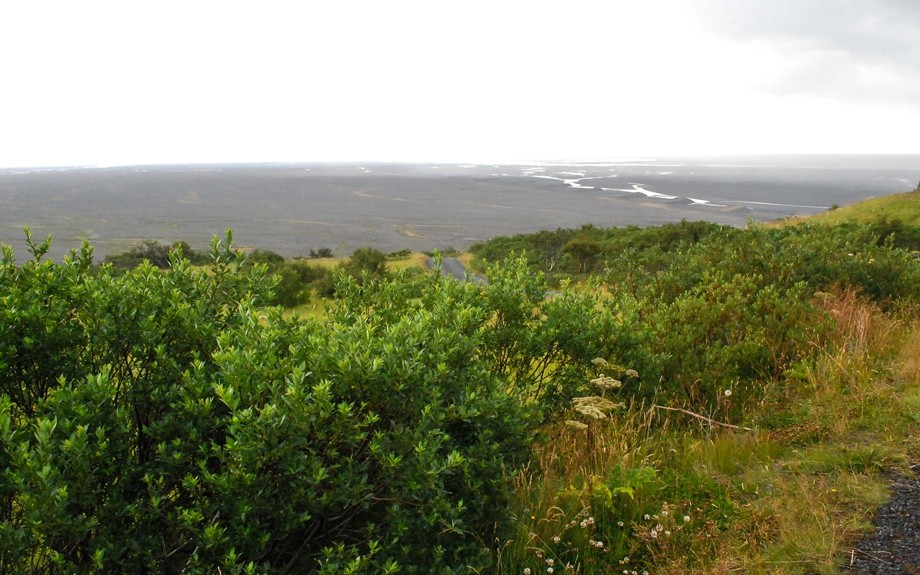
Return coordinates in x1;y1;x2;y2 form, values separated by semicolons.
788;189;920;226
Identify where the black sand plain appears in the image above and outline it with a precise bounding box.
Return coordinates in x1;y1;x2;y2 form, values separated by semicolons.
1;156;918;261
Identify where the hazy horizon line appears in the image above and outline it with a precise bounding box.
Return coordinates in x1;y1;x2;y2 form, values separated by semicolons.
3;152;920;172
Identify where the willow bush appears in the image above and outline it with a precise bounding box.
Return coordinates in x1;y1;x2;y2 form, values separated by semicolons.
1;238;620;573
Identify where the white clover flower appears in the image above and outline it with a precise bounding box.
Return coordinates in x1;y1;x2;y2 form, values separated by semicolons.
683;515;691;523
589;539;596;547
547;568;553;574
664;530;671;536
724;389;732;397
650;530;658;539
546;559;554;566
643;514;650;520
595;540;604;548
580;520;588;528
524;569;531;575
553;536;561;544
617;521;624;527
655;524;663;532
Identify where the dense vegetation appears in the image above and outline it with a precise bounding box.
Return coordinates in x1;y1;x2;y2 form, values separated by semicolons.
471;216;920;283
1;205;919;573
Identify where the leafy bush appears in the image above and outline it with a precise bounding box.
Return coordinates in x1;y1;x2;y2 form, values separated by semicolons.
0;235;547;573
242;251;333;307
341;247;388;284
647;272;825;414
104;239;210;269
3;217;916;573
309;247;334;259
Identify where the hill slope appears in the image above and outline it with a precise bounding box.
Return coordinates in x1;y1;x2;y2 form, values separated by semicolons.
793;189;920;226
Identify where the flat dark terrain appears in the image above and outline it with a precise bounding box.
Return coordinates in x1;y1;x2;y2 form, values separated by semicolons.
2;156;918;260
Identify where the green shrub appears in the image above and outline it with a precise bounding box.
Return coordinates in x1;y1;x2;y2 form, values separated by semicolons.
104;239;210;269
0;235;542;574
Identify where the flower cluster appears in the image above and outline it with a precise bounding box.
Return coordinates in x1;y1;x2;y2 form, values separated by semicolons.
615;554;649;575
632;501;705;568
520;508;621;574
572;396;623;420
590;375;622;392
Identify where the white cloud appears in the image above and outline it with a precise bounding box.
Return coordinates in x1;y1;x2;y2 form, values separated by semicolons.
0;0;917;167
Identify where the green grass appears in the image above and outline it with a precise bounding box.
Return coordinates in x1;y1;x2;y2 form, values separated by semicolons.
786;189;920;226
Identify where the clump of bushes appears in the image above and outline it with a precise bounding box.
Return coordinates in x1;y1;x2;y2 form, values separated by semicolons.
103;239;211;268
2;234;583;573
243;249;334;307
2;216;918;574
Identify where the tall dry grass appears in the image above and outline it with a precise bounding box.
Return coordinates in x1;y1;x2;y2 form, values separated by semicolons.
495;289;919;574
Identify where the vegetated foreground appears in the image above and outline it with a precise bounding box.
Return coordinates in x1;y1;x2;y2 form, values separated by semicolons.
1;208;919;573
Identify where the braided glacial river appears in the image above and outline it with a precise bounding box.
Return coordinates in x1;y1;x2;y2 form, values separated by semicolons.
1;155;918;260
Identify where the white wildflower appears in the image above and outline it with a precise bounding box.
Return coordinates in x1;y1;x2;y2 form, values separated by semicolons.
590;376;622;391
564;420;589;431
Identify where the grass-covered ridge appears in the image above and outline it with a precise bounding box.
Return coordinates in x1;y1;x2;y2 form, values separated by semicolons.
796;188;920;226
1;191;919;573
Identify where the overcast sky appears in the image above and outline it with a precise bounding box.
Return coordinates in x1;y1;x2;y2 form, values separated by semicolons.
2;0;919;168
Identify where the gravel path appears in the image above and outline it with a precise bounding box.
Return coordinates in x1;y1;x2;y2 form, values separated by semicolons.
427;257;488;285
844;467;920;574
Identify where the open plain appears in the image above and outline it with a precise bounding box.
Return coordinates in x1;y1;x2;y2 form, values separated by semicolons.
2;156;918;260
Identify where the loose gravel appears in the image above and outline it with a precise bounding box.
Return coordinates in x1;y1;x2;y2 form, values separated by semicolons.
844;467;920;574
